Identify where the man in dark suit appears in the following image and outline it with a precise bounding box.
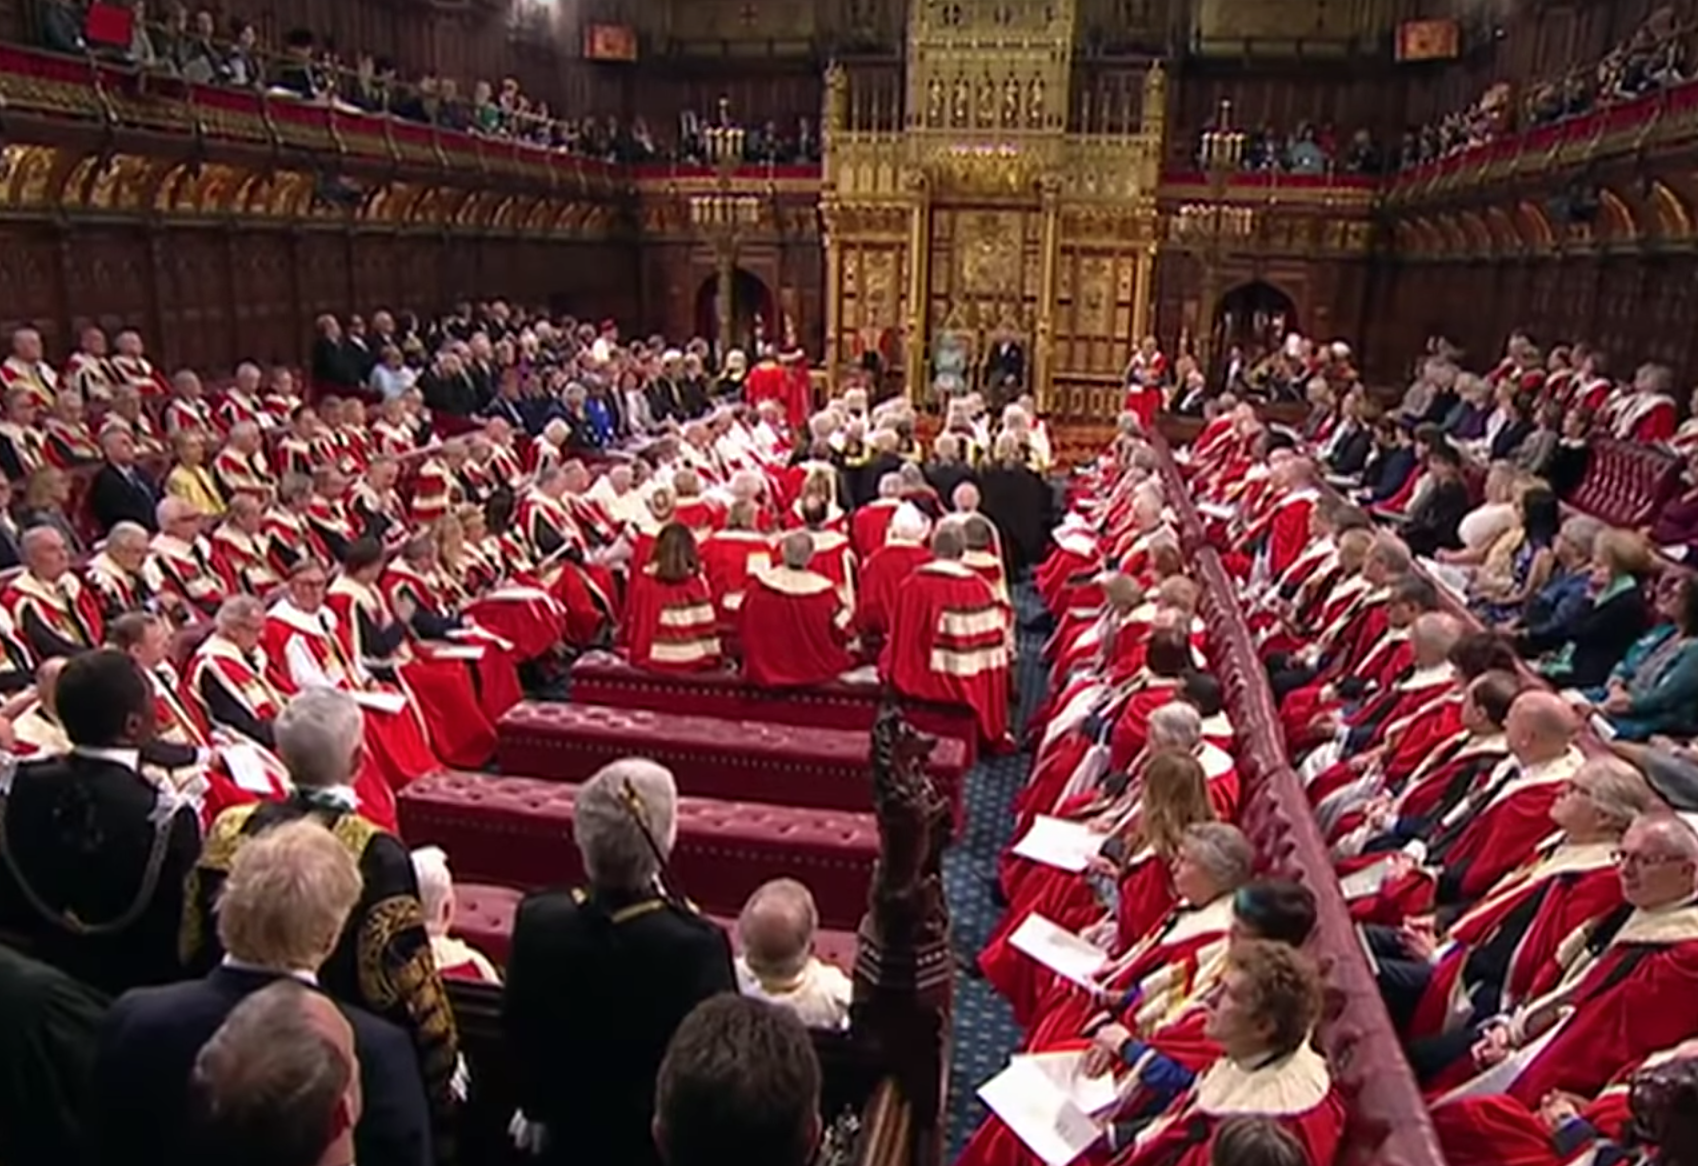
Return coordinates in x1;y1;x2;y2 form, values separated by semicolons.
89;818;432;1166
0;473;23;571
503;759;736;1166
182;688;459;1163
1402;441;1473;558
982;335;1025;404
0;945;108;1166
0;649;201;997
88;427;159;535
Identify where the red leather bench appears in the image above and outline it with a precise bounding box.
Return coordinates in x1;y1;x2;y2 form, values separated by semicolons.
453;881;859;973
496;701;970;828
568;651;980;767
398;770;880;930
1567;437;1683;528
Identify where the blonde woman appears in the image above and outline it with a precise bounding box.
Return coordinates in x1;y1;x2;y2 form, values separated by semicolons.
164;428;224;516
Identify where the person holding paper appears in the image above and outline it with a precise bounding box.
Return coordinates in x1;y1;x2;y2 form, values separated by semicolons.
982;751;1220;1025
1421;812;1698;1109
107;610;293;827
183;687;460;1161
263;560;442;793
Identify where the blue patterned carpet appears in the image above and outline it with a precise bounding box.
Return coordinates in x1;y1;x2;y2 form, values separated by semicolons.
941;583;1051;1159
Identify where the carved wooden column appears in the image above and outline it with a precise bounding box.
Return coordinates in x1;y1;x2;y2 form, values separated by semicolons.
1034;174;1062;412
902;168;930;406
1132;241;1155;344
715;245;736;358
823;198;842;384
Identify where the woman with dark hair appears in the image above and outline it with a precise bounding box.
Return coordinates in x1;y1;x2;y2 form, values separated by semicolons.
1588;573;1698;741
622;522;722;673
1472;484;1562;624
1546;406;1595;497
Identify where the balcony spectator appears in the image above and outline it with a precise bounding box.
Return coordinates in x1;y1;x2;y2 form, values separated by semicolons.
311;315;363;393
128;1;164;68
272;28;326;101
176;9;228;84
224;20;261;87
41;0;87;55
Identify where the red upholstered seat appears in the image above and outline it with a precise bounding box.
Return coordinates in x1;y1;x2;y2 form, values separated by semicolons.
1568;438;1682;528
568;651;979;767
398;771;879;929
452;880;857;973
496;701;970;828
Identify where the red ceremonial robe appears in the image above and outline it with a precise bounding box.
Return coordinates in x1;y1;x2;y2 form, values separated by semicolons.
261;599;441;792
850;497;901;560
879;560;1010;744
856;540;931;641
1428;902;1698;1105
185;633;399;831
738;566;852;688
519;490;618;646
4;571;104;656
622;568;724;673
379;561;526;716
700;530;774;620
327;576;498;770
1409;839;1622;1041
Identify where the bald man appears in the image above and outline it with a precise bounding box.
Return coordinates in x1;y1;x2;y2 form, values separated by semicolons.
734;879;851;1030
738;532;852;689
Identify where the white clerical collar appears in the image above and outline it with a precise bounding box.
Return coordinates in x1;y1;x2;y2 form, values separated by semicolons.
221;955;319;986
71;744;141;772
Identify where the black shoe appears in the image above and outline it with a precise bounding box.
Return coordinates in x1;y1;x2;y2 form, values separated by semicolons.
980;872;1008;909
955;950;986;980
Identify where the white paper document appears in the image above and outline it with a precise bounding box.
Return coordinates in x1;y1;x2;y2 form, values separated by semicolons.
351;690;408;715
1338;856;1394;902
1012;816;1105;873
425;645;485;661
1195;501;1236;522
1010;914;1107;990
1433;1013;1571;1106
977;1052;1113;1166
1419;558;1471;598
221;743;275;795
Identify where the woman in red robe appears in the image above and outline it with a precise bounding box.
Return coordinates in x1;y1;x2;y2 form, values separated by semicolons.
623;522;724;673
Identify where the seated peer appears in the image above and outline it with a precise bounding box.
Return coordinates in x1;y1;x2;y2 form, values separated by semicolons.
410;845;501;985
1368;755;1654;1050
90;820;432;1166
5;526;104;659
734;878;852;1030
1420;812;1698;1104
623;521;724;673
0;649;201;996
504;758;736;1166
1440;460;1521;564
653;995;823;1166
1584;572;1698;741
738;530;853;688
1523;528;1652;689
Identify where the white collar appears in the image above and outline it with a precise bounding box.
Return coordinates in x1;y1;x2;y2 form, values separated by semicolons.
71;745;140;771
270;598;337;635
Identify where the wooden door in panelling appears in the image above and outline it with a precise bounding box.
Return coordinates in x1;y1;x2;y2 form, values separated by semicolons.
0;226;65;341
232;234;297;366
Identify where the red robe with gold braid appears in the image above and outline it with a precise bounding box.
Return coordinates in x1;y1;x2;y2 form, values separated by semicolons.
879;559;1009;745
184;634;399;834
621;566;723;673
212;447;272;503
518;489;617;646
208;524;283;596
738;566;852;688
377;561;525;719
326;575;496;771
261;598;440;793
4;571;104;656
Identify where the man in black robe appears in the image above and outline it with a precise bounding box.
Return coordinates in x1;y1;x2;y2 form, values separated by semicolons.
0;649;201;997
